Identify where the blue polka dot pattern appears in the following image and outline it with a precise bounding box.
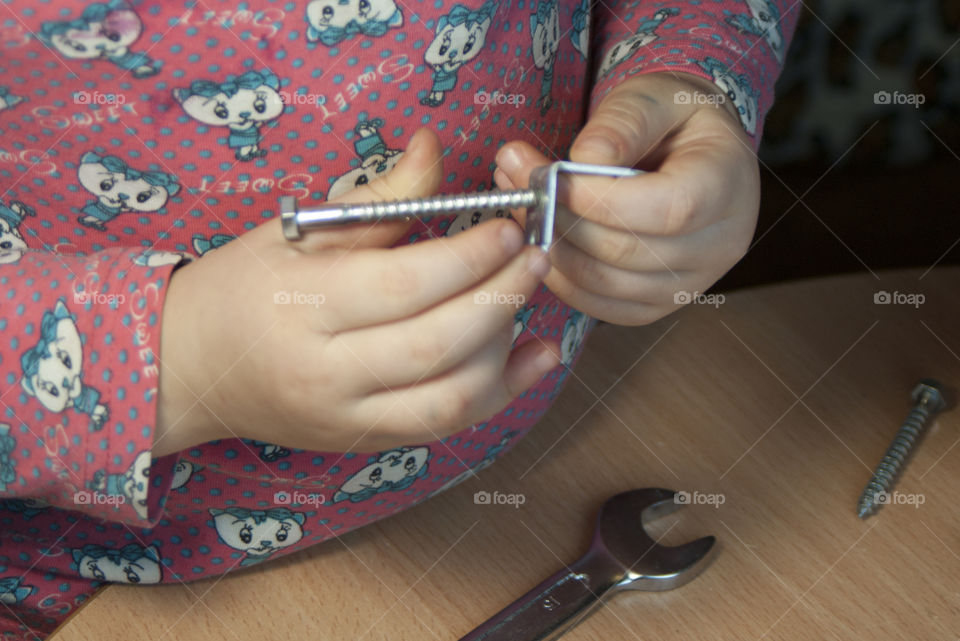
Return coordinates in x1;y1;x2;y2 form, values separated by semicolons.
0;0;791;636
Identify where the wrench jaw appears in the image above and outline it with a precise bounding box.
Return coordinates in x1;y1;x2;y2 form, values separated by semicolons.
616;534;717;592
598;489;718;592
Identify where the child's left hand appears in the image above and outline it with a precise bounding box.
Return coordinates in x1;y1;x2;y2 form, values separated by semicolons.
494;71;760;326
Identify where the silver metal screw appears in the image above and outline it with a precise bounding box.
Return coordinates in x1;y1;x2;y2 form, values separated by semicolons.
281;189;538;235
856;379;947;519
279;161;642;251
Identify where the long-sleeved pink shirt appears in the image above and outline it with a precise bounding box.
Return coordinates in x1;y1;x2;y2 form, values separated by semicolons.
0;0;795;637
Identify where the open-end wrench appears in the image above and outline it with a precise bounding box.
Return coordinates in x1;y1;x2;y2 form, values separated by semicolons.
280;161;643;251
459;488;717;641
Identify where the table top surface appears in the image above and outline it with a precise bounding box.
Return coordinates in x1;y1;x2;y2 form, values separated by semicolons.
53;268;960;641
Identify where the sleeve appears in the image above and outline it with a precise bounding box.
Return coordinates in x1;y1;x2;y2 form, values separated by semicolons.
587;0;802;148
1;245;188;526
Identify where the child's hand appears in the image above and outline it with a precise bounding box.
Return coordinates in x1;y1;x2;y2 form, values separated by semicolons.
155;128;559;457
494;71;760;326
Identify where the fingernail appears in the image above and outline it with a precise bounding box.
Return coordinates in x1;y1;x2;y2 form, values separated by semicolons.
407;129;425;157
575;136;618;162
527;249;551;279
496;146;522;173
500;222;522;254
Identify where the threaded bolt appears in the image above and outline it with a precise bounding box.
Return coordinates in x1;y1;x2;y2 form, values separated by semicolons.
280;189;540;240
856;379;947;519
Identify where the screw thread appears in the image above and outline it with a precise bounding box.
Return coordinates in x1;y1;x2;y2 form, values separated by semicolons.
338;189;539;221
856;403;935;518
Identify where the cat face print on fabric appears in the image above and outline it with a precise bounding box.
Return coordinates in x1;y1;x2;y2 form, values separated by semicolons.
728;0;784;63
89;451;151;519
333;446;430;503
20;300;109;431
0;578;35;605
0;200;35;264
76;153;180;231
174;69;284;161
37;1;159;77
596;8;679;79
305;0;403;45
71;544;162;584
530;0;560;113
697;56;759;134
421;1;496;106
0;86;25;112
328;118;404;200
209;507;306;564
570;0;590;60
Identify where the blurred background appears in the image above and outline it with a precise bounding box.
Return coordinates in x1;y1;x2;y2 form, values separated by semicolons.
716;0;960;290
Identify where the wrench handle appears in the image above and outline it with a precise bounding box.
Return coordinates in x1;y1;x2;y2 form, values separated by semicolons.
457;552;622;641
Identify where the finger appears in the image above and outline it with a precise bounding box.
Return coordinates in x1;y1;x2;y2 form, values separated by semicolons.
548;237;686;303
544;267;673;326
497;134;744;237
291;127;446;251
354;325;561;443
494;142;550;233
304;221;545;331
553;205;677;273
333;246;551;385
552;204;718;273
569;73;689;168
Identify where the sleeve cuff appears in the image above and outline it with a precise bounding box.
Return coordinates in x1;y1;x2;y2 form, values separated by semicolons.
6;247;187;526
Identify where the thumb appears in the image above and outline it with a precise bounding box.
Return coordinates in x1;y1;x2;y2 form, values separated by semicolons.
569;79;673;168
294;127;444;251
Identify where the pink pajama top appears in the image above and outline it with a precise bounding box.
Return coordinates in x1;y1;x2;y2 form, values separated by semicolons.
0;0;795;637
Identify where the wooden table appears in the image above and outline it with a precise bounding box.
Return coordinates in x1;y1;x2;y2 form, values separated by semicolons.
52;268;960;640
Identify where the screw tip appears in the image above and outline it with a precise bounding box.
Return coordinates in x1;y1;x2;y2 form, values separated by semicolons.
856;500;877;519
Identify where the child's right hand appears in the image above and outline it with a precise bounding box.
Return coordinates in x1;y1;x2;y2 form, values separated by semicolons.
154;128;560;458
